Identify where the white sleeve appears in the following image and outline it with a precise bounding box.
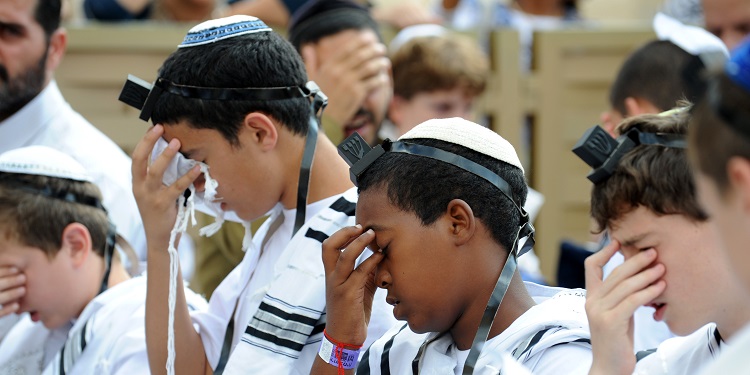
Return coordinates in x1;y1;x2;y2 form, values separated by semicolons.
523;343;593;375
190;264;244;369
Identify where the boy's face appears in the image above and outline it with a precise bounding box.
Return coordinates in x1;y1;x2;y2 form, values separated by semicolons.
161;121;282;222
390;89;476;137
608;206;726;335
355;187;479;334
695;171;750;291
0;237;76;329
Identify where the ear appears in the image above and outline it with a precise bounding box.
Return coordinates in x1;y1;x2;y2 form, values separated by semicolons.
600;110;619;138
727;157;750;213
45;28;67;75
445;199;475;246
624;96;661;116
60;223;92;269
241;112;279;151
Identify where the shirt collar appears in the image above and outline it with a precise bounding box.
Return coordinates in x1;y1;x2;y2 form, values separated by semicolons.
0;81;64;151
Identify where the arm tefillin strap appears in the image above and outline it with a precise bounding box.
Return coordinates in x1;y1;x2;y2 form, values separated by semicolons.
573;125;687;184
338;132;536;374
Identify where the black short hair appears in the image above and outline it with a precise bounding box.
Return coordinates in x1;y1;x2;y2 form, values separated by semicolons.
287;0;381;52
35;0;61;40
610;40;703;115
357;138;528;253
151;31;311;145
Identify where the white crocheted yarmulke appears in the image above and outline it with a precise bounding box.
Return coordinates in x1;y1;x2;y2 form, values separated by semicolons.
654;12;729;57
178;15;272;48
0;146;92;182
398;117;524;174
388;24;448;53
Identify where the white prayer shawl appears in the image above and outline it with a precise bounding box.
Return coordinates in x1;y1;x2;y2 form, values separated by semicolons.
0;277;207;375
634;323;722;375
0;315;67;375
359;283;592;375
192;187;397;374
697;323;750;375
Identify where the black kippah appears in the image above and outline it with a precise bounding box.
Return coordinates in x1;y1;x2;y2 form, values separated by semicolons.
287;0;381;52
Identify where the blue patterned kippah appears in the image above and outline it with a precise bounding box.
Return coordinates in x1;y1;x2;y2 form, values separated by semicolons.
178;15;272;48
726;37;750;93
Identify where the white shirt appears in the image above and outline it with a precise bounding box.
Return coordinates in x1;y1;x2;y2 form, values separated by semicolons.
0;277;208;374
0;81;146;259
634;323;722;374
361;282;592;374
698;323;750;375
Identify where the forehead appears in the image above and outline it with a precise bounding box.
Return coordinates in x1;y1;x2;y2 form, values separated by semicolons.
704;0;750;24
0;0;38;25
608;206;658;240
161;122;228;154
414;88;475;102
0;235;41;266
355;186;396;223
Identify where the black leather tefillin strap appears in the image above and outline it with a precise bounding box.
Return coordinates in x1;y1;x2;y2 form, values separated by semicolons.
573;125;687;184
337;132;535;374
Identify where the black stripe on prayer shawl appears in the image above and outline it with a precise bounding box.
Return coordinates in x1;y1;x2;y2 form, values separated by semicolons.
311;322;325;337
305;228;329;243
330;197;356;216
636;348;657;361
258;302;321;327
512;327;552;361
381;323;409;375
245;326;306;352
358;346;373;375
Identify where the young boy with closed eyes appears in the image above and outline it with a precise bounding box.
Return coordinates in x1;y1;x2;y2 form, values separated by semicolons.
579;108;750;374
311;118;592;374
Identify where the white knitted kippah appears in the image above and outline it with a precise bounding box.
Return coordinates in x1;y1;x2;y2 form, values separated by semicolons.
0;146;92;182
653;12;729;57
398;117;524;174
388;24;448;53
178;15;272;48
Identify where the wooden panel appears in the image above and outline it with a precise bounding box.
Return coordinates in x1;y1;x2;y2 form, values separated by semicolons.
530;27;654;283
56;23;189;152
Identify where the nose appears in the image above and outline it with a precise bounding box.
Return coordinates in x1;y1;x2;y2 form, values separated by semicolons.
374;263;391;289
